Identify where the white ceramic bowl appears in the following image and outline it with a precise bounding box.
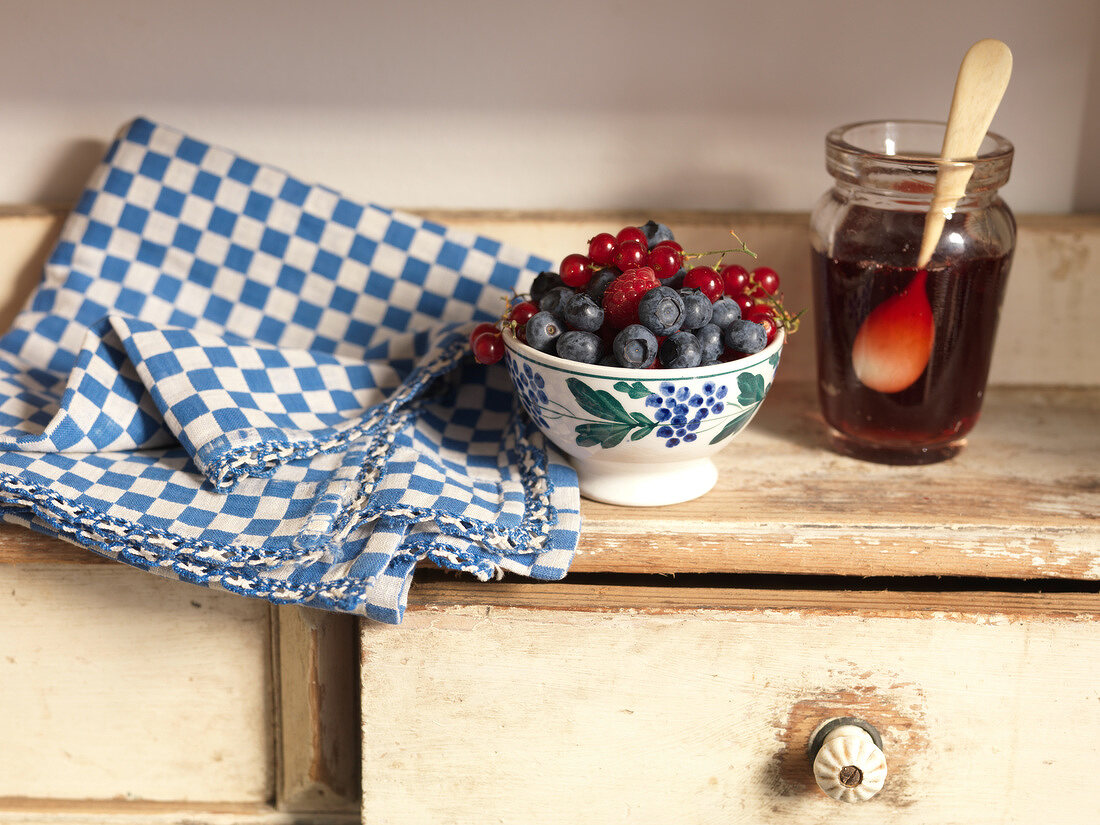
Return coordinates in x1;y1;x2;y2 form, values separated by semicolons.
503;327;785;506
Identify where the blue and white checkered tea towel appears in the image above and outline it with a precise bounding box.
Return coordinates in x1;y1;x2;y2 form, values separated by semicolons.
0;117;580;623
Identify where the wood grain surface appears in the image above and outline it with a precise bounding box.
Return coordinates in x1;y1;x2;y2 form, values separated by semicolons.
406;580;1100;617
272;606;361;812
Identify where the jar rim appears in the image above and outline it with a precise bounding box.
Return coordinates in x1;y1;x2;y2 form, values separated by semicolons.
826;119;1014;167
824;119;1013;195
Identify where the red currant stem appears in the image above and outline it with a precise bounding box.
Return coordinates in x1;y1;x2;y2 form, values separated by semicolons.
729;231;756;258
683;242;757;262
753;288;804;335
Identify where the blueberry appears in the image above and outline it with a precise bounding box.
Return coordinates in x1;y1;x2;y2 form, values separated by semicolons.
597;354;618;367
539;286;574;316
526;311;564;352
586;268;619;305
661;268;686;289
639;220;674;249
613;324;659;369
695;323;723;362
710;297;741;329
556;330;603;364
678;289;713;330
530;271;563;304
659;331;702;369
723;319;767;354
637;286;685;335
561;292;604;332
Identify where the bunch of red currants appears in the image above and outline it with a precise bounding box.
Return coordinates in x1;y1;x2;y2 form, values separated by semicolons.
469;222;795;366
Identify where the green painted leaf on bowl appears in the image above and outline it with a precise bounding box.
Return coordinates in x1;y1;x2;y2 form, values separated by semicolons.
567;377;634;424
736;372;767;406
613;380;652;399
576;421;634;449
768;352;781;368
708;407;758;445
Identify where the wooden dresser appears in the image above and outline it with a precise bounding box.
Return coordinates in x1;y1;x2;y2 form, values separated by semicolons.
2;209;1097;824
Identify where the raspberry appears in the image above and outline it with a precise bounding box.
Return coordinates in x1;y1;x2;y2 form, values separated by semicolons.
601;267;660;330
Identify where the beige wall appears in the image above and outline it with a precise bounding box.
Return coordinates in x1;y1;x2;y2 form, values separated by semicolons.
1;0;1098;214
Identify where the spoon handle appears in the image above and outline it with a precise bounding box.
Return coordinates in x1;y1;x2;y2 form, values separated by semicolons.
917;39;1013;268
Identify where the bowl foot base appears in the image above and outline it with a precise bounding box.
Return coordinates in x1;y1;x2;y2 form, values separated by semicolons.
570;455;718;507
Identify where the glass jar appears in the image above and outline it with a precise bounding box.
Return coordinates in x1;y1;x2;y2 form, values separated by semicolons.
809;120;1015;464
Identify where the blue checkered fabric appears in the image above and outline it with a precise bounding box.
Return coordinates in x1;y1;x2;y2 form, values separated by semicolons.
0;117;580;623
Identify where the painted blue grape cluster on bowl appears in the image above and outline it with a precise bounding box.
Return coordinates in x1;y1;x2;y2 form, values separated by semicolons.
510;362;551;429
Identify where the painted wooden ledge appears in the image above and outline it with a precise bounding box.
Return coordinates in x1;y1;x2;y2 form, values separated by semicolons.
569;382;1100;580
3;383;1096;582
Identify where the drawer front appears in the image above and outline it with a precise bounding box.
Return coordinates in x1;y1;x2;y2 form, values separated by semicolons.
0;564;273;803
360;585;1100;824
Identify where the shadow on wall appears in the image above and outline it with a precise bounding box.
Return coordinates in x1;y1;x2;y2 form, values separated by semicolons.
30;139;108;206
1073;21;1100;211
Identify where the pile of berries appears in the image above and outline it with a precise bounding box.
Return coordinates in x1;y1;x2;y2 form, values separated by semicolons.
470;221;799;369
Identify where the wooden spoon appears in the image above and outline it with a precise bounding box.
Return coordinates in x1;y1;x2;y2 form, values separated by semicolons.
851;39;1013;395
917;39;1013;268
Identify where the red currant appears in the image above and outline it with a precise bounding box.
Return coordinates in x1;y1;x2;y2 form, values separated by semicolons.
654;239;683;256
587;232;618;266
471;322;498;343
719;264;750;296
472;330;504;364
612;239;647;270
683;266;723;302
750;266;781;296
560;253;594;288
732;293;755;315
508;301;538;328
615;226;648;249
645;245;683;280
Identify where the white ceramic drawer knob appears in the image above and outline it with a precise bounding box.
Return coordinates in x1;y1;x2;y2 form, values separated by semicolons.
808;717;888;803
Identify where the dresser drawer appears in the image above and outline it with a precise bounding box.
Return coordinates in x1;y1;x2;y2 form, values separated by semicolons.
0;563;273;803
360;583;1100;824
